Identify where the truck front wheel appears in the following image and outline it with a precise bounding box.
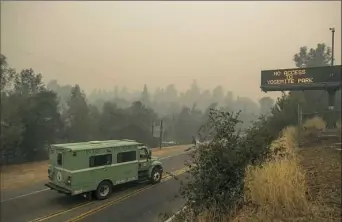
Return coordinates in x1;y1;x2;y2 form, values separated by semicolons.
95;180;112;200
150;167;162;184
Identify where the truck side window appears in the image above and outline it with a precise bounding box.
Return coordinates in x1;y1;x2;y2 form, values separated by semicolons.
57;153;62;166
117;151;136;163
89;154;112;167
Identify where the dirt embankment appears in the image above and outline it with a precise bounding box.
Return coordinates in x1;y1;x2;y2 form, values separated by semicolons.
232;124;341;222
0;145;191;191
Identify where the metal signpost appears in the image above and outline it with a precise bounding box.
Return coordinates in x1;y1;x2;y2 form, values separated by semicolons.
152;120;164;150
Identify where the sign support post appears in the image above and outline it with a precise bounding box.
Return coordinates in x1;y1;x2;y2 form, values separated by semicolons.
327;88;337;128
159;119;163;150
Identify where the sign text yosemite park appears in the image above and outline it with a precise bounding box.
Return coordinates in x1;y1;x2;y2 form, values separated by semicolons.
260;65;341;92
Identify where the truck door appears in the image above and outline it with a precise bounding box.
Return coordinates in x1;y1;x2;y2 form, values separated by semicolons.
116;150;139;184
138;147;150;172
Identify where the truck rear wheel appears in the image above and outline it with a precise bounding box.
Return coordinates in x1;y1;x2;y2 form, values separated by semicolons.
150;167;162;184
95;180;112;200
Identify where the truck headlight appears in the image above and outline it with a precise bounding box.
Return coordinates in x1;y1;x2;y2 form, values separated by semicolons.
66;176;71;185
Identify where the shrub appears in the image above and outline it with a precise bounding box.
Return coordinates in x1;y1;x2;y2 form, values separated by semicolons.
175;93;308;221
177;109;286;221
178;109;246;219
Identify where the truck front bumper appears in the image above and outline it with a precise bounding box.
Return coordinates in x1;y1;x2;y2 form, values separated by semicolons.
45;182;72;195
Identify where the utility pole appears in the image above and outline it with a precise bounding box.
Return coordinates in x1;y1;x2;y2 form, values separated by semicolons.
330;27;335;66
159;119;163;150
151;122;154;136
328;28;336;128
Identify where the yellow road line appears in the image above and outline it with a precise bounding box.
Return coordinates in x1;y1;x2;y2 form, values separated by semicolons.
66;168;189;222
29;167;189;222
29;201;93;222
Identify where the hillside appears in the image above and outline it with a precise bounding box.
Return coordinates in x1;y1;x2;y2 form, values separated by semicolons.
175;118;341;222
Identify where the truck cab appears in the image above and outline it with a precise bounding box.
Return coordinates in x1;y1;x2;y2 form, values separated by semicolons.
137;145;163;183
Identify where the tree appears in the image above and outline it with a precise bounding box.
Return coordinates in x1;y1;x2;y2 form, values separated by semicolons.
0;93;25;164
292;43;339;124
14;69;45;96
293;43;331;68
64;85;90;142
88;104;101;140
0;54;16;93
223;91;234;110
20;90;62;161
129;101;156;129
141;84;150;106
174;107;192;143
164;84;178;103
47;80;73;113
198;89;212;110
259;96;275;115
99;102;126;139
122;101;157;146
1;61;62;163
212;85;224;105
183;80;201;106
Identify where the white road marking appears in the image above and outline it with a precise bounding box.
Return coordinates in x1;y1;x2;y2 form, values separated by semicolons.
0;148;193;203
164;206;187;222
0;188;50;203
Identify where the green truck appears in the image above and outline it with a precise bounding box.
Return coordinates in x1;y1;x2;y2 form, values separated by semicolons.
45;139;163;200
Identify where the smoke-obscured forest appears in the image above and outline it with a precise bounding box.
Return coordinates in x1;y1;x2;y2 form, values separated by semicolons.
1;43;341;165
1;53;275;165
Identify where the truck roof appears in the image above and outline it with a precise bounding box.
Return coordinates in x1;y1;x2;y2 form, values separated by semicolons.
52;139;143;151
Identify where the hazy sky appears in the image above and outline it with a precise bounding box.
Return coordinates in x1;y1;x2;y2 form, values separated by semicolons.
1;1;341;101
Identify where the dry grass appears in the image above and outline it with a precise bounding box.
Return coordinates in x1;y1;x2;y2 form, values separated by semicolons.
0;144;191;191
302;116;326;131
233;119;341;222
232;126;315;222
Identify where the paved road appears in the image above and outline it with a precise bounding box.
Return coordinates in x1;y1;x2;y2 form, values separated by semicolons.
0;152;190;222
80;173;188;222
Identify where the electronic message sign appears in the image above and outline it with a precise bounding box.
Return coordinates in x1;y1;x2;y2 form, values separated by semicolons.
260;65;341;92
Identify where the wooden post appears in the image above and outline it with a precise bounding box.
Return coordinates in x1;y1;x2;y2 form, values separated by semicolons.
159;119;163;150
297;103;302;147
152;122;154;136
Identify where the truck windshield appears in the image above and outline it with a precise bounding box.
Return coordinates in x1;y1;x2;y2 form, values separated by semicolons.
139;149;147;159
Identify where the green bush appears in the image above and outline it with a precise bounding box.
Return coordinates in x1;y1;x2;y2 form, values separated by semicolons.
176;94;297;220
179;109;245;219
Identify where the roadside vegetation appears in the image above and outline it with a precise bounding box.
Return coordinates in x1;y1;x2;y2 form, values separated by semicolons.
172;43;341;221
